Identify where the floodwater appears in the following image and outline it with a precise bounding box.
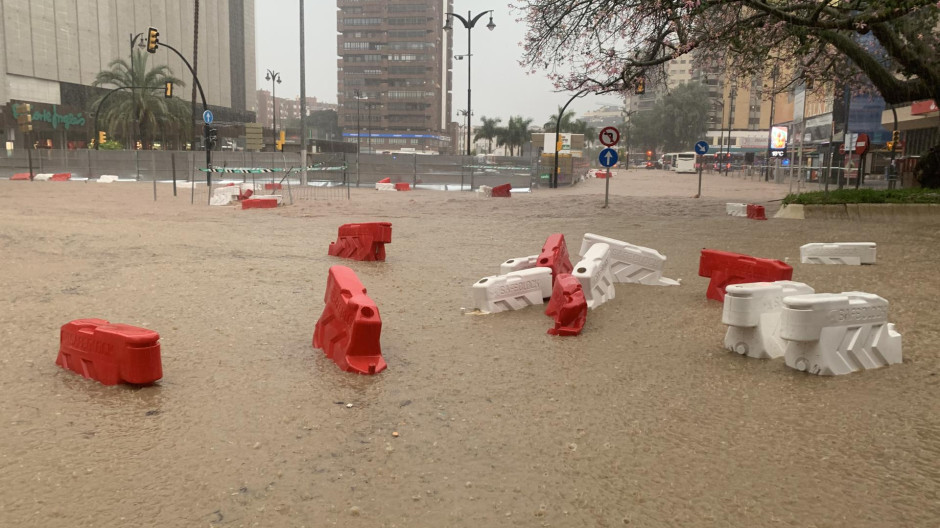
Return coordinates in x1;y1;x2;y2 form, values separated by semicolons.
1;171;938;527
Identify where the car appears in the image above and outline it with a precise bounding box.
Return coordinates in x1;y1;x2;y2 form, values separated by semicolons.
645;161;655;169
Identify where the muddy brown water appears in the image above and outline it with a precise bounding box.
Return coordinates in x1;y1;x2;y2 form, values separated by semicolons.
1;171;938;527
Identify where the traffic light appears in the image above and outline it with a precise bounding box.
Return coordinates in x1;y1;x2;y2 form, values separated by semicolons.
146;27;160;53
635;77;646;95
556;139;562;151
207;127;218;149
892;130;900;143
646;150;652;160
98;131;107;145
164;82;173;98
886;141;894;151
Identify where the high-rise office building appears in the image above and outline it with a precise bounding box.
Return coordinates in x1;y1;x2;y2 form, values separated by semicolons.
0;0;256;148
337;0;453;154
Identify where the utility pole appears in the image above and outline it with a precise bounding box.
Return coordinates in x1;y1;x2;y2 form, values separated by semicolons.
299;0;307;184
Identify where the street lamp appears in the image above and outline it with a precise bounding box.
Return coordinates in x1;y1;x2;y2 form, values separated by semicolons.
353;89;367;186
265;69;282;150
444;10;495;157
764;65;778;181
129;32;145;149
725;86;736;175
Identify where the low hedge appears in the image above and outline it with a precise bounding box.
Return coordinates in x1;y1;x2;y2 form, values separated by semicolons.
782;188;940;205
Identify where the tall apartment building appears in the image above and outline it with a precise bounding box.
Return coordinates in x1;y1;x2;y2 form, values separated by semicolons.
337;0;452;153
0;0;256;149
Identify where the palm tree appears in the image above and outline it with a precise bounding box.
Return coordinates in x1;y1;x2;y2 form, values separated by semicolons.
543;107;578;133
494;116;534;156
474;116;502;153
91;51;190;149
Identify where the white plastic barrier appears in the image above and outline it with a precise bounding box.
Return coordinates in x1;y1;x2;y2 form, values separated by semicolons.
726;203;747;217
780;292;902;376
97;175;119;183
477;185;493;198
499;255;538;275
572;242;616;309
375;182;396;191
800;242;876;265
210;185;240;206
471;267;553;314
579;233;679;286
722;281;815;359
33;173;54;181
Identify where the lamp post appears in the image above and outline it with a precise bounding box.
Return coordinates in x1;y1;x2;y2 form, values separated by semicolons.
725;86;736;175
457;109;472;153
764;66;778;181
129;33;145;149
444;10;495;157
353;89;366;187
265;69;282;150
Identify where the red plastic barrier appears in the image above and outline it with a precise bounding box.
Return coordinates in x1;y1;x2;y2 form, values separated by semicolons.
241;197;278;209
595;170;610;179
11;173;31;181
377;177;391;184
328;222;392;262
395;182;411;191
56;319;162;385
544;273;588;336
50;173;71;181
491;183;512;197
537;233;574;283
238;189;254;200
313;266;386;375
746;204;767;220
264;183;282;190
698;249;793;302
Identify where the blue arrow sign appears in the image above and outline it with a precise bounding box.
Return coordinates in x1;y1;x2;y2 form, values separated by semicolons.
694;140;709;155
599;148;618;168
203;109;214;124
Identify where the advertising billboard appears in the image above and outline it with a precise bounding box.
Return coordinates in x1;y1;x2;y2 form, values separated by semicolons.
770;126;788;157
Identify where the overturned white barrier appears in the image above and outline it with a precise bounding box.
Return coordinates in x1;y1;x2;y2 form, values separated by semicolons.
800;242;876;265
781;292;902;376
97;175;120;183
723;281;815;359
500;254;538;275
375;182;396;191
477;185;493;198
726;203;747;217
572;243;616;309
471;267;553;314
33;173;54;181
579;233;679;286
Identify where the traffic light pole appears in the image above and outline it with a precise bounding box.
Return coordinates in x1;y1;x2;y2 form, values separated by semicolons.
552;89;588;189
156;41;212;184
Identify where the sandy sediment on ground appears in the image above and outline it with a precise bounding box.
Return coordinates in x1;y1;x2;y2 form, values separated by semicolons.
1;169;938;527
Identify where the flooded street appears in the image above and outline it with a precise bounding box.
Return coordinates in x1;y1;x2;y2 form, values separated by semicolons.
1;171;938;527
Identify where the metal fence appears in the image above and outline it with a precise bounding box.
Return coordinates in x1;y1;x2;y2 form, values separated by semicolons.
0;149;552;192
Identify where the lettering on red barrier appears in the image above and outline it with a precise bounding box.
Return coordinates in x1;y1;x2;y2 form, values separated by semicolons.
328;222;392;262
537;233;574;284
698;249;792;302
57;319;162;385
545;273;587;336
313;265;387;375
491;183;512;197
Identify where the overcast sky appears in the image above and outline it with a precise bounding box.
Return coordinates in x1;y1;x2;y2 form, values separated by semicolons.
254;1;624;126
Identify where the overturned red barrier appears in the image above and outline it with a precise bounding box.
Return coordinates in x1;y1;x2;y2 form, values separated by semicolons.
491;183;512;197
395;182;411;191
699;249;793;302
544;273;588;336
746;204;767;220
241;197;278;209
313;266;386;375
377;177;391;184
264;182;282;190
57;319;162;385
328;222;392;262
50;173;71;181
11;173;31;181
238;188;254;200
537;233;573;283
595;170;610;179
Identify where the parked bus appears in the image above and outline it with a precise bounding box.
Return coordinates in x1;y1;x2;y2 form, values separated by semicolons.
672;152;697;173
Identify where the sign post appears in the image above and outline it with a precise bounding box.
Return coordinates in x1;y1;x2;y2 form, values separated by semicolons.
694;140;709;198
599;146;619;208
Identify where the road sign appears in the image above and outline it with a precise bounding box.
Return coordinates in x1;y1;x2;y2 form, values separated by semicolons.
694;141;709;155
599;126;620;147
599;148;618;168
203;109;214;124
854;133;870;155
